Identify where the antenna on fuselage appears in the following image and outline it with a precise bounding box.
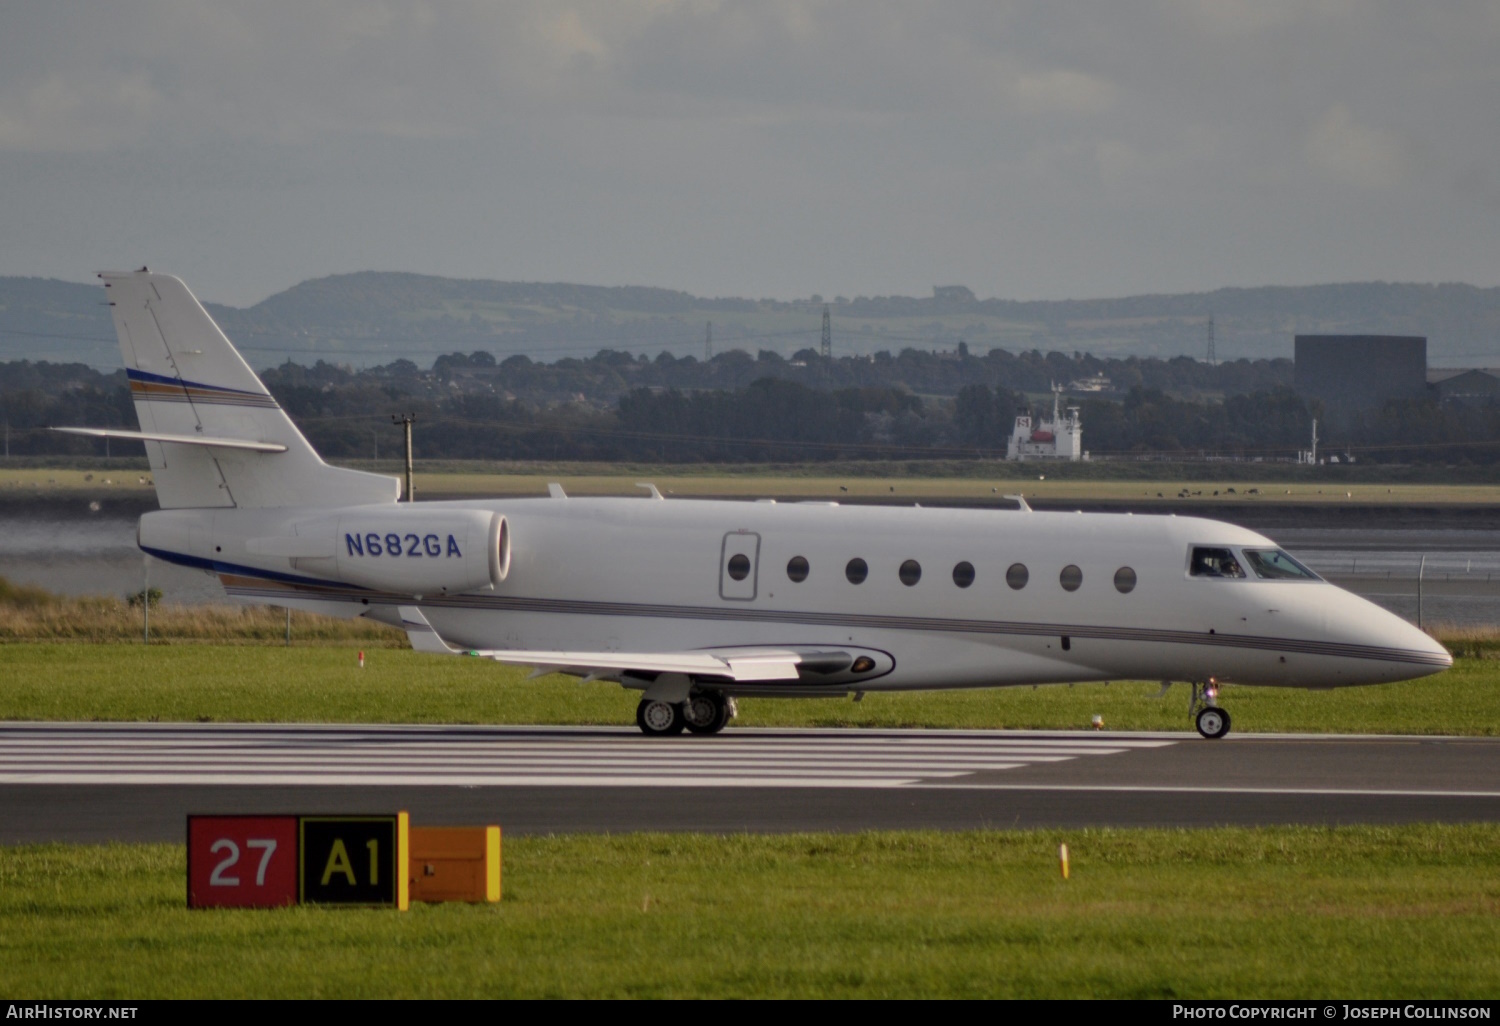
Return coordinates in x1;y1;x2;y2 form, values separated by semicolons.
1004;494;1032;512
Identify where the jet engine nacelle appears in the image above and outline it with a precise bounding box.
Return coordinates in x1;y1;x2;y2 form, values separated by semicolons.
331;510;510;595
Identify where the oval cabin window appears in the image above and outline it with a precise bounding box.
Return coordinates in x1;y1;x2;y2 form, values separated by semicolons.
952;561;975;588
899;560;922;586
727;553;751;581
786;555;810;582
1006;563;1029;590
1114;566;1137;593
1059;565;1083;592
845;558;868;585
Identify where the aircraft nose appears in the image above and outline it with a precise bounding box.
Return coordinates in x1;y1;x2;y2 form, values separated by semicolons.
1340;590;1452;677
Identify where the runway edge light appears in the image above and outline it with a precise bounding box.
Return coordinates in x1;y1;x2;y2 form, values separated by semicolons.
1059;843;1070;881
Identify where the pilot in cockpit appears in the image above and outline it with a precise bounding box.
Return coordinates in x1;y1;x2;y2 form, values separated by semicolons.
1191;547;1246;578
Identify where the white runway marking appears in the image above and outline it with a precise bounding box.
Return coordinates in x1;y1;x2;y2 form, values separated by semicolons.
0;723;1174;789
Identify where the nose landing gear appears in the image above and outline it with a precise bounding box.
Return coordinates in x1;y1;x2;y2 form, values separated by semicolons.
1189;681;1231;739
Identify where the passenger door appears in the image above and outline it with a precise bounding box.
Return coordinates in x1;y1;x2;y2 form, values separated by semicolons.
719;531;760;601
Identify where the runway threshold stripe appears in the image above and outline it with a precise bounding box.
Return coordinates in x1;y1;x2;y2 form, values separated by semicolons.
0;753;1076;766
0;739;1137;753
0;773;963;788
908;783;1500;798
0;768;992;781
0;734;1175;750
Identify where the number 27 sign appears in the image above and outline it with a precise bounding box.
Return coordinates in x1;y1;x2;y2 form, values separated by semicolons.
187;814;408;909
188;816;299;908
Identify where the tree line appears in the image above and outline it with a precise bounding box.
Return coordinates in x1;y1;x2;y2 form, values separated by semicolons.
1;353;1496;465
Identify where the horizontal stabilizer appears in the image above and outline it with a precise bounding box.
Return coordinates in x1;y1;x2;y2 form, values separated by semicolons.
52;427;288;454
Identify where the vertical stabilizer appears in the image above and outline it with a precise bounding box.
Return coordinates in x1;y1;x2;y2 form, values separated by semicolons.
100;270;400;509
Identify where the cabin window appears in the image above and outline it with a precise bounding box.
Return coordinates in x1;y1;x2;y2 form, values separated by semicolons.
1190;546;1246;579
952;561;975;588
845;558;868;585
1114;567;1137;594
899;560;922;586
786;555;810;582
1006;563;1029;590
1059;565;1083;592
1242;548;1319;581
727;553;752;581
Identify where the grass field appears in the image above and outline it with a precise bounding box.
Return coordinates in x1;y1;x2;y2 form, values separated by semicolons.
415;472;1500;506
0;643;1493;735
2;825;1497;998
8;463;1500;504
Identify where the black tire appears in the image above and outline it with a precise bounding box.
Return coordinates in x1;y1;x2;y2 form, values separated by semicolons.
1195;705;1231;740
683;691;732;735
636;698;685;736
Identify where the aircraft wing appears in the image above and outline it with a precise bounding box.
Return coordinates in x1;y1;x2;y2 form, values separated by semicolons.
478;649;801;682
397;606;801;681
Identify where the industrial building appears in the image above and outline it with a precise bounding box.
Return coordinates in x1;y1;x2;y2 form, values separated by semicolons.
1428;368;1500;405
1294;335;1428;418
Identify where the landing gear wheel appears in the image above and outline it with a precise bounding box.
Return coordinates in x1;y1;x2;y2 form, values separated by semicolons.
1195;705;1231;740
636;698;685;736
682;691;732;735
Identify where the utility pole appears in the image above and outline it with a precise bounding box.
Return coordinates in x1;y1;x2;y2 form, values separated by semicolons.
392;413;415;501
820;305;831;360
1206;314;1216;366
705;321;713;362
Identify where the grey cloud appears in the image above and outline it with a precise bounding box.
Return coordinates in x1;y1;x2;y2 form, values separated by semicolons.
0;2;1495;308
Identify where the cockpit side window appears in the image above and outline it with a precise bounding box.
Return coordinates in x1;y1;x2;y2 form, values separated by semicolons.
1189;546;1246;579
1242;548;1320;581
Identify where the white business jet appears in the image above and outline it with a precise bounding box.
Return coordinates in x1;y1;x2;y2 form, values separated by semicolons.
59;271;1451;739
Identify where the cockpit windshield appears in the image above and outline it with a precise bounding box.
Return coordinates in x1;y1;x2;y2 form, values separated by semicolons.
1189;546;1245;578
1242;548;1320;581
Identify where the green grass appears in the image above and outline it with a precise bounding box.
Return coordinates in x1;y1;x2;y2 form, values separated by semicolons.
3;826;1498;998
0;643;1493;735
11;462;1500;503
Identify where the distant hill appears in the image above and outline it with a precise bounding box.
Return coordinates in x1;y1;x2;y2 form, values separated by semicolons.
3;272;1498;371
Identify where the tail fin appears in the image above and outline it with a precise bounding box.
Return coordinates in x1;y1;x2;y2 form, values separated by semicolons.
99;269;399;509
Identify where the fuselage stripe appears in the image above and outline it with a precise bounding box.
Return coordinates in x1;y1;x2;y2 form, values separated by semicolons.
186;556;1450;668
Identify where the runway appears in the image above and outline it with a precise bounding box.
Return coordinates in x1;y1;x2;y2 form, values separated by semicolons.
2;722;1498;842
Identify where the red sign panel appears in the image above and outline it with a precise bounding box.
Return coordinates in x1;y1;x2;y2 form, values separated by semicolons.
187;816;299;908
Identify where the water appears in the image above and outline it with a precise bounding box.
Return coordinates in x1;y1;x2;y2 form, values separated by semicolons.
3;511;1499;629
0;515;224;604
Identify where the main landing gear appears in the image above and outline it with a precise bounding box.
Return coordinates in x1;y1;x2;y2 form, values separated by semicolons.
1189;681;1232;739
636;691;738;737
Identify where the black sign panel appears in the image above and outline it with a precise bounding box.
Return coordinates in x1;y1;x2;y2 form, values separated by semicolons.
299;816;399;906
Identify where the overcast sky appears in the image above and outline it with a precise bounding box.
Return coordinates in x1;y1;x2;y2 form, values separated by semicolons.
1;2;1497;307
